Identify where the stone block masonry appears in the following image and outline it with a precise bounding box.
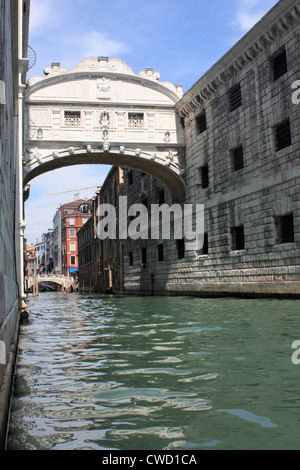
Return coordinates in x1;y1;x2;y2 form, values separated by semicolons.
123;0;300;297
0;0;29;449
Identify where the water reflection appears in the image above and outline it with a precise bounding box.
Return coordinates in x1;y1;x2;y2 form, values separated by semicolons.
6;293;300;450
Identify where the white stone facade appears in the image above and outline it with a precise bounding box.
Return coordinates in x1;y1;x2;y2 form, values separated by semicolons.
24;57;185;199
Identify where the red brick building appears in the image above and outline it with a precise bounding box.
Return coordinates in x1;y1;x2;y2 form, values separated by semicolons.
61;199;92;276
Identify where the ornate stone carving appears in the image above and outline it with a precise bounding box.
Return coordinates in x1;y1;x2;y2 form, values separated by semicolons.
97;77;111;99
99;111;110;140
37;127;43;139
43;63;67;76
99;111;110;127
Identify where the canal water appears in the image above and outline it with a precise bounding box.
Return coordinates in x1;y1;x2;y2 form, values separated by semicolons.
6;292;300;450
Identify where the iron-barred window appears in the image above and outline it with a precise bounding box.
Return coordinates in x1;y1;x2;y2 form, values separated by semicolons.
199;233;208;255
231;225;245;250
159;189;165;205
229;84;242;112
232;145;244;171
128;170;133;186
273;49;287;81
128;113;144;128
275;213;294;244
196;111;207;135
275;119;291;151
141;247;147;264
158;244;164;262
64;111;81;127
177;239;185;259
200;165;209;188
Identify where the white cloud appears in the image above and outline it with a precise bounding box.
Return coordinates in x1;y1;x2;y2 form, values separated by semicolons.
29;0;61;32
81;30;129;58
233;0;277;33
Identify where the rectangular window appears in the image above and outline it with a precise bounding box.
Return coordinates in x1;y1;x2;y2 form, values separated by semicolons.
69;218;75;225
158;244;164;261
202;233;208;255
69;229;76;237
275;213;294;244
128;251;133;266
70;255;76;265
195;111;207;135
159;189;165;205
229;84;242;112
141;247;147;264
275;119;291;151
177;239;185;259
70;241;76;251
231;225;245;251
128;113;144;129
64;111;81;127
231;145;244;171
198;165;209;188
128;170;133;185
273;48;287;81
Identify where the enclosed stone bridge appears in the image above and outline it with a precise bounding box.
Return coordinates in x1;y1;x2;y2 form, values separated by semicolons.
24;57;186;200
25;274;76;292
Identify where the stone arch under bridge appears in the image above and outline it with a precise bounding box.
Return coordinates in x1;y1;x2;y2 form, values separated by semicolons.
24;57;186;200
25;274;76;292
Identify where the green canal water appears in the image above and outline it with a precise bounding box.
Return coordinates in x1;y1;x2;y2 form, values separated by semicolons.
6;292;300;450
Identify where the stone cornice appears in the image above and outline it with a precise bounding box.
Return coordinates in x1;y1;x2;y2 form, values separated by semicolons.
177;0;300;118
26;57;183;102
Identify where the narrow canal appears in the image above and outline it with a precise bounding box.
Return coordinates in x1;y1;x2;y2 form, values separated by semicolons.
6;292;300;450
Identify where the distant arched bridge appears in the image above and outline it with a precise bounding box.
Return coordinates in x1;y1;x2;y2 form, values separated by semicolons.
25;274;76;293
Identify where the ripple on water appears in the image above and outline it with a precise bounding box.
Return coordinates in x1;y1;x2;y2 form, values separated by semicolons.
6;293;300;450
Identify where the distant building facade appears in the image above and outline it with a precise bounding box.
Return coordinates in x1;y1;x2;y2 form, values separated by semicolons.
60;199;92;276
35;231;53;273
78;166;124;293
24;244;36;276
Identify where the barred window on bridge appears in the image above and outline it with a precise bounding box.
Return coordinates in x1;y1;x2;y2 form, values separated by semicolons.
128;113;144;129
64;111;81;127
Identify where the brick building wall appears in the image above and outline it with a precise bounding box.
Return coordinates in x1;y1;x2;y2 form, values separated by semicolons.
78;166;124;293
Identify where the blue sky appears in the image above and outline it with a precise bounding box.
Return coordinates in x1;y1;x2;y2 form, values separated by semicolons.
25;0;279;244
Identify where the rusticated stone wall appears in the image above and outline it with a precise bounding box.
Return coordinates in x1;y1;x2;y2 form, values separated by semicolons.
123;0;300;297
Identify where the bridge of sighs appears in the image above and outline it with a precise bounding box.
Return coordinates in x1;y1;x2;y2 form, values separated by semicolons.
24;57;186;200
